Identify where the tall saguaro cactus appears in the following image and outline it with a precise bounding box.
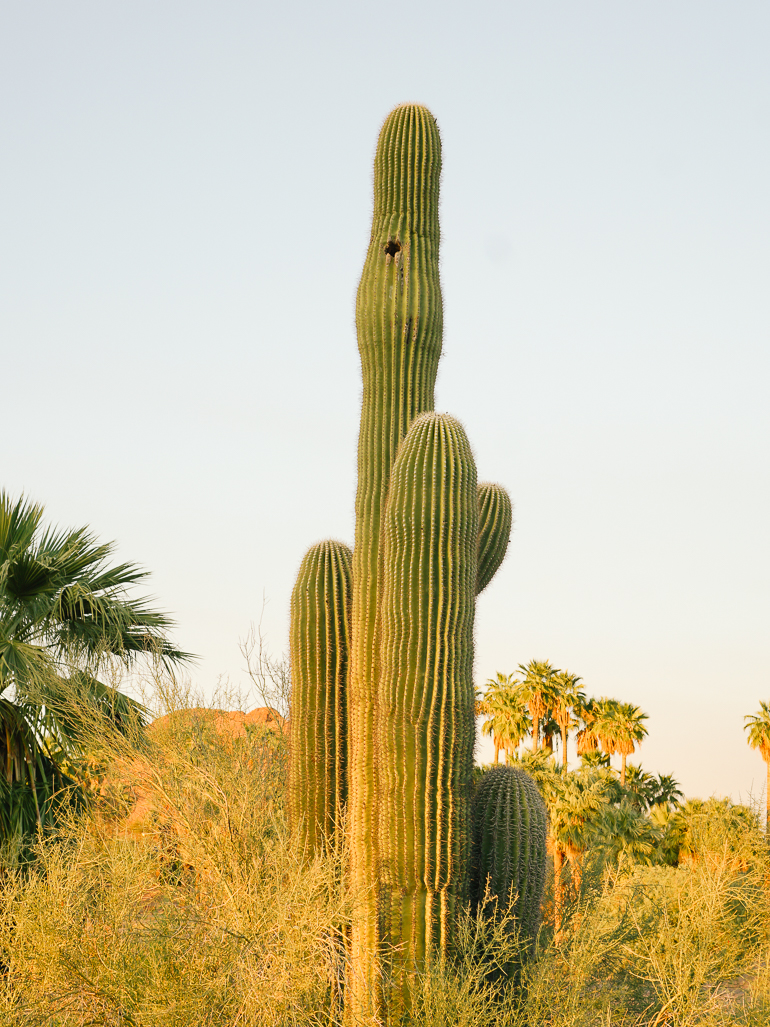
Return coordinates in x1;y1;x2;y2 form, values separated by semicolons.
287;104;526;1025
348;104;443;1014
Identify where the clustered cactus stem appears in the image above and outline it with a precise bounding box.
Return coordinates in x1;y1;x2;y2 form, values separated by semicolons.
287;103;544;1026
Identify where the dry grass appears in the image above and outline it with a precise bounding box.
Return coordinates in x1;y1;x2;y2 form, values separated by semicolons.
0;676;768;1026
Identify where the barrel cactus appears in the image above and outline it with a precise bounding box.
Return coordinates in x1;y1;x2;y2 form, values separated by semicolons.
470;766;548;946
288;104;515;1024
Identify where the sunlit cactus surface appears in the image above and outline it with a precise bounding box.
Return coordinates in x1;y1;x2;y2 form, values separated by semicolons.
288;103;514;1025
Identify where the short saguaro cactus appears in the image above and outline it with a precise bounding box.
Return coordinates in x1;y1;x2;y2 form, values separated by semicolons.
287;103;544;1025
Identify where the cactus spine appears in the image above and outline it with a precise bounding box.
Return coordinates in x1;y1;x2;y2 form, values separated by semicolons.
470;766;548;945
378;413;477;1013
289;540;352;855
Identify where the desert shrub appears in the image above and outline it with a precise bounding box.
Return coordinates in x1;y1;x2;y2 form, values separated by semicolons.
0;681;347;1026
514;810;770;1027
1;674;769;1026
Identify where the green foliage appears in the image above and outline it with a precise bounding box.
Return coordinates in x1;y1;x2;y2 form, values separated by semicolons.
0;682;768;1027
0;491;188;845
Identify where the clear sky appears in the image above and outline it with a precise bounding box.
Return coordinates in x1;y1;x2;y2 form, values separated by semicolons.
2;1;768;801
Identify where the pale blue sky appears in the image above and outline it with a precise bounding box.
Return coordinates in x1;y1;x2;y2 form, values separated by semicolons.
2;1;768;800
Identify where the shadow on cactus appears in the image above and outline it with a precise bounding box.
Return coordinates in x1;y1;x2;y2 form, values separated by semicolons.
288;102;520;1024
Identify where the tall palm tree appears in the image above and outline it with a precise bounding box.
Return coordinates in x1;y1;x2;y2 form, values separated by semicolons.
593;698;648;786
614;702;649;787
0;492;189;839
479;673;530;763
575;695;599;760
516;659;560;753
552;670;584;772
541;714;559;755
744;701;770;832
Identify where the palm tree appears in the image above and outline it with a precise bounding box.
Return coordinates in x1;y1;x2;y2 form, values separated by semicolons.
551;670;584;772
479;674;530;763
597;801;661;865
546;769;612;941
516;660;560;753
622;762;655;811
593;699;648;786
541;714;559;755
575;695;599;760
614;702;649;787
744;701;770;832
0;492;189;839
646;772;684;811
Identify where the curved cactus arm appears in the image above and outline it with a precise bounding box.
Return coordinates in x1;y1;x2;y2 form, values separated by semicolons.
470;766;548;945
288;540;352;857
377;412;478;1019
476;482;512;594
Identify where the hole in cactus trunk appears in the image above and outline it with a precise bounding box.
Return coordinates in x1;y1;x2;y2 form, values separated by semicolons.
384;240;401;258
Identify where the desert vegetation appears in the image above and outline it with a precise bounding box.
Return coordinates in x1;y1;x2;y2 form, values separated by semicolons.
1;492;770;1024
0;672;768;1025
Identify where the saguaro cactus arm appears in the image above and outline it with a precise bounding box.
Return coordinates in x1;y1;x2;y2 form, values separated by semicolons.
477;482;513;595
289;540;352;856
377;412;478;1017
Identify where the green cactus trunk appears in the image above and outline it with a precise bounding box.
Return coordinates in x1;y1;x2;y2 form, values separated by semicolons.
289;540;352;856
377;413;478;1019
470;766;548;949
287;104;515;1025
347;104;442;1017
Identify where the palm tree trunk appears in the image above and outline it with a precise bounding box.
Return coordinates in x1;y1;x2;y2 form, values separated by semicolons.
494;741;500;765
553;845;565;944
766;758;769;836
571;852;583;898
561;725;568;771
532;715;539;753
621;752;627;787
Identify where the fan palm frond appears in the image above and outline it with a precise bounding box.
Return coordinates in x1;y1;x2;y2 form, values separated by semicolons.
0;490;190;843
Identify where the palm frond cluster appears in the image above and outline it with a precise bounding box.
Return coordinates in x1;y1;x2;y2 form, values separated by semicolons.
744;700;770;832
476;661;686;937
478;660;648;786
0;492;188;844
